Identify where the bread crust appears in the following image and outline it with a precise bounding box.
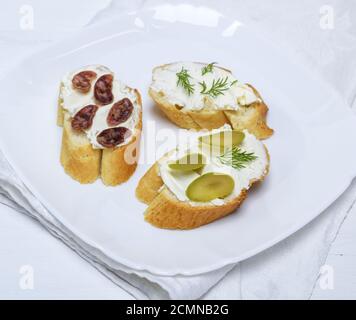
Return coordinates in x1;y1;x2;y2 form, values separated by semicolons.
136;147;270;230
145;186;248;230
135;161;163;204
149;89;201;130
149;64;274;139
101;92;142;186
57;87;65;127
60;112;101;184
58;83;142;185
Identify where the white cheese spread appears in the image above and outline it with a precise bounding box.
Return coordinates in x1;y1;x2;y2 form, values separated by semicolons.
150;62;260;111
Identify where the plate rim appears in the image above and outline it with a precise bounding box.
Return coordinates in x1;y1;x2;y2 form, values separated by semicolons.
1;6;356;276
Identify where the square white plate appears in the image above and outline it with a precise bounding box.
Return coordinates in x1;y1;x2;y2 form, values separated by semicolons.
1;4;356;276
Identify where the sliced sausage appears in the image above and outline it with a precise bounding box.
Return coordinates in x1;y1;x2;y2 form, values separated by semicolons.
72;71;97;93
71;104;98;131
107;98;134;126
94;74;114;105
97;127;131;148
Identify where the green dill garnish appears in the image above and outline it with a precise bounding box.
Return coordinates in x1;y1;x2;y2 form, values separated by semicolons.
199;76;230;98
230;79;238;86
199;77;238;98
176;67;194;95
201;62;217;75
218;146;257;170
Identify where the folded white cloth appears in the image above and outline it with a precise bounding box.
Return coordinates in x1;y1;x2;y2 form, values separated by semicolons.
1;0;356;300
0;152;233;299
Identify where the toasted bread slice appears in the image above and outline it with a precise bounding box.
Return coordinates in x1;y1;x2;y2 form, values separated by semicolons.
149;62;273;139
58;74;142;185
60;111;102;184
145;186;248;230
101;93;142;186
136;130;270;230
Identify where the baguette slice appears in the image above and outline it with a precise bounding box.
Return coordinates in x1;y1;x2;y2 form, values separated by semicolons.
58;82;142;185
60;111;102;184
149;63;273;139
136;136;270;230
101;92;142;186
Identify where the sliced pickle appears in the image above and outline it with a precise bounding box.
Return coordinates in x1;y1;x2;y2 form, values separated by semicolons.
168;153;206;171
186;172;235;202
198;130;245;151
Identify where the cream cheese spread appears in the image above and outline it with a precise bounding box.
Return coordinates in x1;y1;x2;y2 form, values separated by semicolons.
150;62;260;111
60;65;140;149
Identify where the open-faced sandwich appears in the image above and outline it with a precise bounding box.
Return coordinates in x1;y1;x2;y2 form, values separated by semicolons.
149;62;273;139
57;65;142;185
136;125;269;229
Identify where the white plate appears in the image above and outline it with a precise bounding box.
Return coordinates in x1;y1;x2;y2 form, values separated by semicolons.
1;4;356;276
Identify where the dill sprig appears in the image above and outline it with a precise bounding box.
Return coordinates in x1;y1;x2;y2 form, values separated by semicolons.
199;76;231;98
230;79;238;86
218;146;257;170
201;62;217;75
176;67;195;95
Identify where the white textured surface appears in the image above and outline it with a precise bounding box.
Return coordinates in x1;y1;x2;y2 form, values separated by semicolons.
1;0;356;299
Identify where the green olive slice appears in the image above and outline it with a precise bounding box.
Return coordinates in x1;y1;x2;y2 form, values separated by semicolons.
186;172;235;202
198;130;245;151
168;153;206;171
